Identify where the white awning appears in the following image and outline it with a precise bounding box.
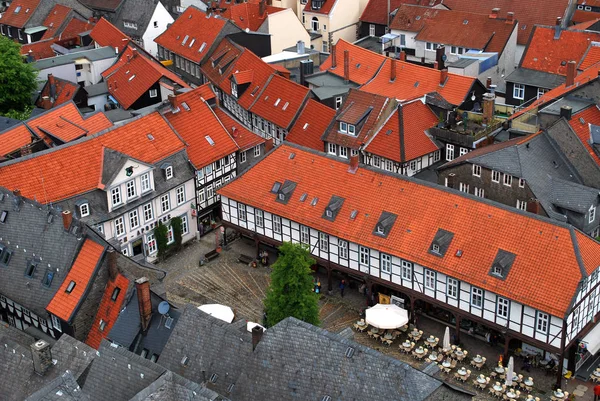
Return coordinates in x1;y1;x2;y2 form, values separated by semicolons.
582;322;600;355
365;303;409;329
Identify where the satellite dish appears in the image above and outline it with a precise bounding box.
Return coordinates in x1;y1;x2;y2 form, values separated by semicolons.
158;301;170;315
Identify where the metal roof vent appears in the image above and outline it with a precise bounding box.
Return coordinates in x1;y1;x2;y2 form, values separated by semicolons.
345;347;355;358
350;210;358;219
310;197;319;206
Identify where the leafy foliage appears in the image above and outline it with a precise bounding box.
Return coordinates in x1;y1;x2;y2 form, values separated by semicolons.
171;216;183;250
0;37;37;115
264;242;320;327
3;106;33;120
155;221;169;260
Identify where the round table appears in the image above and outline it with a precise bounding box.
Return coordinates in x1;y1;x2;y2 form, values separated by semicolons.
442;361;452;368
410;331;420;338
477;377;486;384
402;341;411;348
415;348;425;354
428;354;438;361
493;385;503;392
506;391;517;399
426;337;436;343
524;380;534;387
473;357;483;364
455;351;464;357
495;366;505;374
594;371;600;377
553;391;565;399
457;369;467;376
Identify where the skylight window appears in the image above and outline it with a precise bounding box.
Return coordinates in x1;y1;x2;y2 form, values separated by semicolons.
303;123;309;130
147;133;154;141
0;210;7;223
128;74;136;81
181;102;190;111
282;102;289;110
66;281;76;293
14;6;21;13
205;135;215;146
311;197;318;206
182;34;189;45
199;42;207;53
189;38;196;48
274;98;281;106
350;210;358;219
300;193;307;202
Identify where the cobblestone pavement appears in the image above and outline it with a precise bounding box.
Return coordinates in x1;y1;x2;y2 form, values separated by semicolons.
158;234;596;401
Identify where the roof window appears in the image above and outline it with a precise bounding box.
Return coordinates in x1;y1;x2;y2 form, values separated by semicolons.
41;269;54;287
205;135;215;146
199;42;207;53
300;193;307;202
311;197;319;206
181;102;190;111
350;210;358;219
0;245;12;267
181;356;189;366
227;383;235;393
210;373;218;383
182;35;189;45
271;182;282;193
489;249;516;280
322;195;344;222
0;210;7;223
274;98;281;106
429;229;454;257
66;281;76;293
282;102;289;110
14;6;21;13
189;38;196;48
373;211;397;238
303;123;309;130
276;180;297;204
345;346;355;358
165;316;174;329
25;260;38;278
128;74;136;81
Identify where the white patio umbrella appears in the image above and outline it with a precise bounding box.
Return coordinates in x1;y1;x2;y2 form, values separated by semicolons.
246;321;266;332
443;327;451;351
505;356;515;387
365;303;409;329
198;304;235;323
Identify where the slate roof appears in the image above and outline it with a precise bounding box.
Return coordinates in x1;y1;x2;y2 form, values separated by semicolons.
504;68;566;89
128;371;221;401
213;107;266;152
25;371;90;401
551;177;600;214
286;99;335;152
78;0;123;12
218;143;600;317
113;0;162;39
89;17;129;52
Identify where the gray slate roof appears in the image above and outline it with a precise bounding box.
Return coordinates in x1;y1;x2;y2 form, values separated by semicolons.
128;371;221;401
25;371;90;401
505;68;566;89
114;0;162;38
24;0;93;29
0;117;21;131
83;82;109;98
33;47;117;70
551;177;600;214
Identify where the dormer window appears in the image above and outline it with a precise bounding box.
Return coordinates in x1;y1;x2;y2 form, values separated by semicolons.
326;210;333;218
275;180;297;204
348;125;356;135
322;196;344;221
492;265;503;276
339;122;347;133
79;203;90;217
429;229;454;257
372;211;397;238
431;244;440;253
489;249;515;280
165;166;174;180
25;260;37;278
231;82;238;98
376;225;384;235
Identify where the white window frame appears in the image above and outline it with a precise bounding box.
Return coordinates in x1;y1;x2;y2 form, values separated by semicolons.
111;187;122;207
459;147;468;156
114;217;125;237
238;204;246;222
474;187;485;198
503;174;512;186
492;170;500;183
536;312;549;334
471;287;483;308
497;297;510;319
167;225;174;244
160;194;170;214
176;186;185;205
126;180;136;199
149;89;158;98
240;151;247;163
401;260;412;280
446;144;454;161
165;166;174;180
143;203;153;222
130;210;140;229
255;209;264;228
348;125;356;135
300;225;310;244
181;214;189;235
338;239;348;259
335;96;343;110
319;232;328;252
472;164;481;177
380;253;391;273
513;83;525;100
51;315;62;332
328;143;337;155
369;24;375;36
147;233;157;254
459;182;469;193
447;277;458;299
80;203;90;217
590;205;596;223
339;122;347;133
516;200;527;210
537;88;547;99
425;269;436;289
519;178;526;188
311;17;319;31
359;246;369;266
140;173;151;192
253;145;261;157
273;215;282;234
339;147;348;158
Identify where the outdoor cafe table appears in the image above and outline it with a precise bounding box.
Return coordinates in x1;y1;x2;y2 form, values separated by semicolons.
477;376;486;384
428;353;438;362
553;390;565;400
473;356;483;363
402;340;411;348
410;330;420;338
594;370;600;377
426;337;437;344
415;347;425;355
457;368;467;376
524;378;534;387
454;350;465;358
506;390;518;399
493;384;504;392
495;366;506;374
442;360;452;368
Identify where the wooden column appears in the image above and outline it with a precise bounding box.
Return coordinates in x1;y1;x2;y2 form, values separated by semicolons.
555;321;568;388
254;236;260;258
327;266;333;292
503;335;511;362
455;315;461;344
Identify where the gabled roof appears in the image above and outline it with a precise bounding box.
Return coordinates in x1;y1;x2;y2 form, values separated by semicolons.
286;99;336;152
163;85;239;169
102;44;188;109
0;124;33;157
361;57;476;106
248;74;311;130
0;0;41;28
78;0;123;12
568;104;600;167
320;39;387;85
36;75;80;110
114;0;167;38
360;0;442;25
25;371;90;401
365;99;439;162
304;0;337;15
390;4;517;54
218;143;600;317
58;16;94;39
20;38;57;61
46;239;105;322
569;17;600;31
0;112;185;203
90;17;129;52
520;26;600;75
220;0;285;31
40;4;73;39
214;107;266;151
200;37;244;87
440;0;570;45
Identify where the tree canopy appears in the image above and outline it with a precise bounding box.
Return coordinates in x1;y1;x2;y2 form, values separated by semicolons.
0;36;37;115
264;242;320;327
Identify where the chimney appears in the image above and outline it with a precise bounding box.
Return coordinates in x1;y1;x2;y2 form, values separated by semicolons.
31;340;53;376
168;94;177;109
486;77;492;89
136;277;152;332
251;325;263;351
296;40;305;55
259;0;266;16
107;248;119;281
399;50;406;61
331;44;337;68
560;105;573;120
489;7;500;18
526;199;541;214
343;50;350;84
554;17;562;39
131;48;138;58
506;12;514;24
433;61;439;70
446;173;456;188
439;69;448;86
435;45;445;69
390;59;397;81
566;61;576;87
62;210;72;231
482;92;495;124
348;153;359;174
231;126;238;138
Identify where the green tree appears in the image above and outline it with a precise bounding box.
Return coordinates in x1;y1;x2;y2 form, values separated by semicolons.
0;37;37;115
264;242;320;327
171;216;183;251
155;222;169;260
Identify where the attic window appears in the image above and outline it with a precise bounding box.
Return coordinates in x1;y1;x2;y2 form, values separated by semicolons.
282;102;289;110
205;135;215;146
489;249;516;280
199;42;207;53
66;281;76;293
165;166;174;180
276;180;297;204
311;197;319;206
227;383;235;393
14;6;21;13
25;260;37;278
300;193;308;202
0;246;12;267
128;74;136;81
42;270;54;287
322;195;344;221
111;287;121;301
182;35;189;45
350;210;358;219
0;210;7;223
210;373;218;383
303;123;309;130
147;133;155;141
463;19;468;24
429;228;454;257
181;102;190;111
165;316;174;328
322;396;332;401
99;319;106;331
271;182;282;193
181;356;189;367
274;98;281;106
373;211;397;238
189;38;196;48
345;347;355;358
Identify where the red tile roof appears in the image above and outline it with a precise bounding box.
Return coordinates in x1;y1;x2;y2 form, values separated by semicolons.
41;4;73;39
360;0;442;25
361;57;476;106
1;0;41;28
218;143;600;317
0;112;184;203
570;17;600;30
441;0;570;45
21;38;57;60
520;26;600;75
36;75;80;110
85;272;130;349
90;17;129;52
163;86;239;169
323;89;394;149
155;6;228;64
320;39;386;85
304;0;337;15
0;124;32;156
102;44;188;109
568;105;600;167
200;38;244;89
233;70;254;85
46;239;105;322
579;44;600;71
248;74;310;129
365;99;439;162
59;17;95;40
286;99;335;152
572;9;600;24
220;1;285;31
214;107;265;151
390;5;517;54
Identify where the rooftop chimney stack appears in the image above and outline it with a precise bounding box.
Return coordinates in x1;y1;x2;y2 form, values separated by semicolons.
390;59;397;81
435;45;445;69
506;12;514;24
482;92;495;124
526;199;541;214
433;61;439;70
251;325;264;351
343;50;350;84
439;69;448;86
348;153;359;174
62;210;72;232
136;277;152;332
566;60;576;87
560;105;573;120
31;340;52;376
554;17;562;39
107;248;118;281
331;44;337;68
447;173;456;189
399;50;406;61
486;77;492;89
259;0;266;16
296;40;305;55
489;8;500;19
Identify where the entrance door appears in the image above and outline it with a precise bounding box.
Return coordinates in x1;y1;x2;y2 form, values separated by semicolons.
132;238;144;256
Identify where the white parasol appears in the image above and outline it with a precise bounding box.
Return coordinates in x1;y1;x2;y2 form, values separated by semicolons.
443;326;451;351
198;304;235;323
505;356;515;387
365;303;409;329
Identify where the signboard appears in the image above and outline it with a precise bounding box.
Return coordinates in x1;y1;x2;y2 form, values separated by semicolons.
390;295;405;309
378;293;391;304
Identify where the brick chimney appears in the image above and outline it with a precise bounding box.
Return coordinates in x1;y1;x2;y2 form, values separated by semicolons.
259;0;266;16
343;50;350;84
482;92;495;124
506;12;514;24
390;59;397;81
251;325;263;351
136;277;152;332
555;17;562;39
439;69;448;86
331;44;337;68
489;8;500;18
107;248;119;281
526;199;541;214
566;61;576;87
348;153;359;174
31;340;53;376
435;45;446;69
486;77;492;89
399;50;406;61
62;210;72;231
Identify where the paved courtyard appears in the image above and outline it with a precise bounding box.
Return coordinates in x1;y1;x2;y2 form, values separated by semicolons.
158;233;598;401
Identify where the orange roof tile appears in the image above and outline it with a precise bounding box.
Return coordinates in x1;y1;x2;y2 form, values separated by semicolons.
233;70;254;85
220;1;285;31
441;0;570;45
214;107;265;151
365;99;439;162
36;75;80;110
86;272;130;349
90;18;129;52
361;0;442;25
320;39;387;85
0;112;184;203
21;38;57;60
155;7;228;64
286;99;335;152
0;124;32;156
568;105;600;167
46;239;105;322
41;4;72;39
579;44;600;70
102;44;188;109
361;57;476;106
570;17;600;30
200;38;244;88
248;74;310;129
218;143;600;317
59;17;95;40
520;26;600;75
304;0;337;15
572;9;600;24
1;0;41;28
163;86;239;169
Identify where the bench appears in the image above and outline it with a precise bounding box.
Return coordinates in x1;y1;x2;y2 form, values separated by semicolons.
201;249;220;265
237;254;254;265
